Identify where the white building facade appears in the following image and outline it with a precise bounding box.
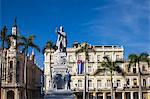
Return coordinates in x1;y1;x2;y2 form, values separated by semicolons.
44;43;150;99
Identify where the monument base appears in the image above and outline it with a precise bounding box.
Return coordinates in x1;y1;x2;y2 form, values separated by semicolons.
44;90;74;99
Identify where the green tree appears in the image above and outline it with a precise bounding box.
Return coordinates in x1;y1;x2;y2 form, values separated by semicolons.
42;41;54;81
128;53;150;99
75;43;95;99
94;56;124;99
17;35;40;99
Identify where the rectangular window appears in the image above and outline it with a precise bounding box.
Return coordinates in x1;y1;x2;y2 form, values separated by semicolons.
126;78;130;85
133;78;137;86
97;80;102;88
78;55;82;60
107;80;111;87
117;80;121;87
78;80;82;87
116;55;120;60
143;79;146;87
97;64;101;69
16;61;20;83
68;55;72;62
133;68;136;73
97;55;100;62
89;55;92;62
88;80;92;88
88;65;92;72
142;65;146;72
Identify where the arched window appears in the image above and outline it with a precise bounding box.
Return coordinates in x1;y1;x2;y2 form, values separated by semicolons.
8;61;13;83
10;61;13;69
7;90;14;99
143;79;146;87
16;61;20;82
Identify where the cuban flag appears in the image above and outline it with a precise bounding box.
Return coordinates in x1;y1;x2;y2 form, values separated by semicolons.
77;60;84;74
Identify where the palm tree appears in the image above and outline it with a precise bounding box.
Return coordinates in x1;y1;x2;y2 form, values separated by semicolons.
128;53;150;99
17;35;40;99
0;26;9;49
94;56;124;99
0;26;18;49
42;41;54;87
75;43;95;99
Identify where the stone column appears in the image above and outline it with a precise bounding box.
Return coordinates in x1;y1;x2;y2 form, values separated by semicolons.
113;92;115;99
130;92;133;99
122;92;125;99
103;92;106;99
15;89;20;99
93;92;96;99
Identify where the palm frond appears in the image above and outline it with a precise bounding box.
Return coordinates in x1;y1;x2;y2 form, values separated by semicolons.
29;43;40;52
17;42;26;49
28;35;35;42
114;66;125;76
101;61;110;70
46;41;54;49
42;40;54;54
19;35;27;42
139;52;149;62
94;68;106;75
75;47;85;55
128;54;138;62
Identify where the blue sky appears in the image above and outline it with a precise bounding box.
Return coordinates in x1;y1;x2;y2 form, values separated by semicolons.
1;0;150;68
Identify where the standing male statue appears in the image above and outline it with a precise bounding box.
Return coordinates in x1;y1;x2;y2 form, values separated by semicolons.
55;26;67;53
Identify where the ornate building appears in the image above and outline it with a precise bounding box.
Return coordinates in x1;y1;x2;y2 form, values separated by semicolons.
0;22;43;99
44;42;150;99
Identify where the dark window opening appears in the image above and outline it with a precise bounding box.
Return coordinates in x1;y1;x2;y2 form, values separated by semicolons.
133;68;136;73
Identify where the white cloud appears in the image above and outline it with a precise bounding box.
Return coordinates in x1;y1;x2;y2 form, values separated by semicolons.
80;0;150;51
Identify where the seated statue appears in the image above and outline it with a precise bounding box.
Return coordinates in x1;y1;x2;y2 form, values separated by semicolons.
64;71;71;90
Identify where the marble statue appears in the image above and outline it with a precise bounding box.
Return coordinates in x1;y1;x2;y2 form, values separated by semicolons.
44;26;73;99
51;26;69;90
55;26;67;53
64;70;71;90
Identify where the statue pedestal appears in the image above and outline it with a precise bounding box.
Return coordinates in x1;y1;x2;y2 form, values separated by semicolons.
44;52;74;99
44;90;74;99
51;52;68;89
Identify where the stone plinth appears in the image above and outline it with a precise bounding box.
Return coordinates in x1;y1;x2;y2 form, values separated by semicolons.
44;90;74;99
